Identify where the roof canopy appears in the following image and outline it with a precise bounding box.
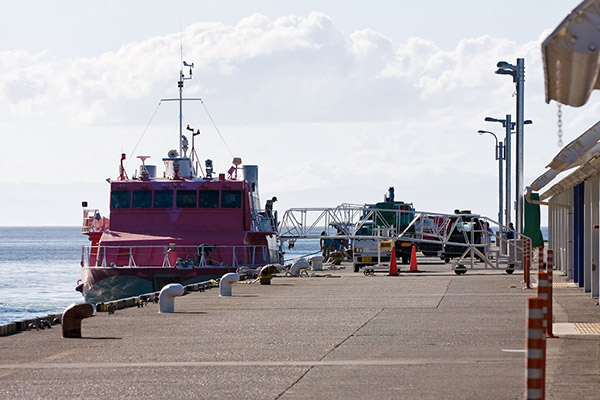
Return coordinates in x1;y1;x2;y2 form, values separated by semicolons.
533;0;600;201
531;120;600;194
543;0;600;107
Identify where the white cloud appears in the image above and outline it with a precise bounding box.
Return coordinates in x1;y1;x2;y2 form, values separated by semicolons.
0;12;592;225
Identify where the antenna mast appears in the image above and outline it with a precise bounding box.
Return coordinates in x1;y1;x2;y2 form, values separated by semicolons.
179;61;194;156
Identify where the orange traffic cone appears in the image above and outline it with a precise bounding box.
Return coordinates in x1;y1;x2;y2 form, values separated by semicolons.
407;245;420;273
388;246;399;276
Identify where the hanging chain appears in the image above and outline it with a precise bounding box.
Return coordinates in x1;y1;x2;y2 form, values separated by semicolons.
556;58;563;147
557;103;563;147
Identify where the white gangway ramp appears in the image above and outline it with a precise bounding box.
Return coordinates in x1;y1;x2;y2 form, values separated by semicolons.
278;204;524;271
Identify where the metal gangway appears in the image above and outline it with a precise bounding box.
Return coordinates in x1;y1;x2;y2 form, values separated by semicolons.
278;204;525;271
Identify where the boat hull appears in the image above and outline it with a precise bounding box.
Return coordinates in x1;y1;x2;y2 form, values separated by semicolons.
81;266;240;304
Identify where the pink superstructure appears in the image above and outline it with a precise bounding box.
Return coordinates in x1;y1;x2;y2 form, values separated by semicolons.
77;62;279;304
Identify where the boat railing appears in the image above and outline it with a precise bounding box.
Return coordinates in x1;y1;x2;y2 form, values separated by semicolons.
82;209;109;234
81;244;270;269
250;209;278;233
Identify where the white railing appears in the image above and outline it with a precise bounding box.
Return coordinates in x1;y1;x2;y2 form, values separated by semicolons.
82;244;271;269
250;209;278;233
278;205;525;270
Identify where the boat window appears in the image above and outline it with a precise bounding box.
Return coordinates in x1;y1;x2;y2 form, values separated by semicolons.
132;190;152;208
221;190;242;208
198;190;219;208
176;190;197;208
154;190;173;208
110;190;131;209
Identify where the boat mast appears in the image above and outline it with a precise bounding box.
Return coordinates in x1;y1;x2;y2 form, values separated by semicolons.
179;61;194;157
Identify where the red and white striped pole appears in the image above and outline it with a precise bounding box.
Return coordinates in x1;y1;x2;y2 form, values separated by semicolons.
526;297;546;400
538;246;544;270
546;249;556;339
535;269;549;400
537;271;549;335
523;238;532;289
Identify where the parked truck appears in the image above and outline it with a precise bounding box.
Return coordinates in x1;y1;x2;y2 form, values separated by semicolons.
352;188;416;272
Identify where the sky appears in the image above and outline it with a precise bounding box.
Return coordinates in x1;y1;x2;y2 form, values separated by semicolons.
1;0;598;227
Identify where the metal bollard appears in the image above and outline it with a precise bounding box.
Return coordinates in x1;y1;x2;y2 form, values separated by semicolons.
259;264;278;285
219;273;239;296
62;303;94;338
289;259;310;277
526;297;546;400
159;283;184;313
308;255;325;271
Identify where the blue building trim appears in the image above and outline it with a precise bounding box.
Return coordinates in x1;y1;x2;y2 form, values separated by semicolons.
574;183;585;287
574;186;579;284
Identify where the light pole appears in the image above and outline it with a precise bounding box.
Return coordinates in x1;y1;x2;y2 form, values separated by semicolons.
484;116;532;232
477;130;504;231
485;116;514;228
496;58;526;233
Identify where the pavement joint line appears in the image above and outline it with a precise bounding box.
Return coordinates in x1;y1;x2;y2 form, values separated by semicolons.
0;358;519;370
318;307;385;363
435;281;451;308
274;364;313;400
279;306;389;399
271;300;385;400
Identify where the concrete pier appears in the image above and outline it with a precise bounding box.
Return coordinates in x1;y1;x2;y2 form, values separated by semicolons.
0;259;598;399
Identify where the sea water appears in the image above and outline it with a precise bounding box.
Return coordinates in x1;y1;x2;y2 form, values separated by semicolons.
0;226;322;325
0;227;87;325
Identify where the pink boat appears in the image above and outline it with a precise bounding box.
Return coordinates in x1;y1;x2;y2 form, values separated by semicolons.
77;63;280;304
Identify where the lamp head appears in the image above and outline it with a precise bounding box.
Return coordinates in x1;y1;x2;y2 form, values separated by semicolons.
496;61;515;70
495;68;517;82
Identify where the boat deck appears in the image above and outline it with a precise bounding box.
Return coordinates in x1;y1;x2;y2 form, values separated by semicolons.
0;256;598;399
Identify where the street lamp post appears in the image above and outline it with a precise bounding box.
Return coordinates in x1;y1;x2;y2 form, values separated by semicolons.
484;116;532;233
477;130;504;231
486;116;513;227
496;58;526;233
